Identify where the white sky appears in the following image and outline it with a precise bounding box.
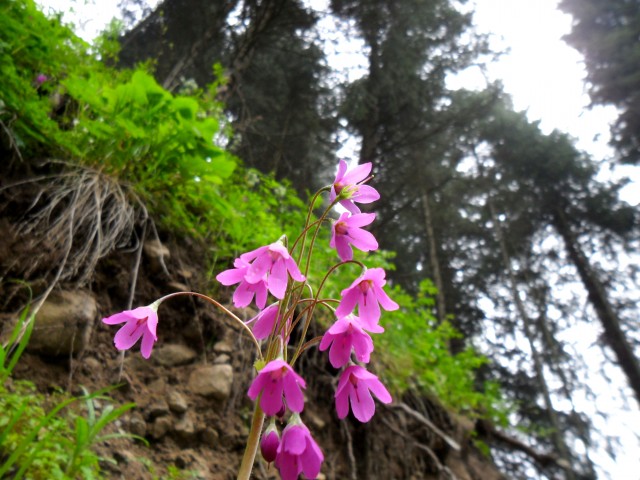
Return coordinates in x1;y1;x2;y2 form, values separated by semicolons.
36;0;640;477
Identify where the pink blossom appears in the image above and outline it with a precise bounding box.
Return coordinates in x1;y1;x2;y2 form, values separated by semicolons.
216;257;268;309
275;420;324;480
247;303;280;340
319;315;383;368
330;160;380;214
260;422;280;464
102;302;160;359
247;359;306;415
335;365;392;423
335;268;399;328
241;241;306;299
34;74;48;86
330;212;378;261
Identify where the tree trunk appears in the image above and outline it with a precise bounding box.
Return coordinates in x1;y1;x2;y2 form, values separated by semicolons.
552;206;640;407
421;187;447;324
489;201;576;479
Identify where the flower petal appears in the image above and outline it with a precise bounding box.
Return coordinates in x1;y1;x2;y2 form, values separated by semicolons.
283;374;305;413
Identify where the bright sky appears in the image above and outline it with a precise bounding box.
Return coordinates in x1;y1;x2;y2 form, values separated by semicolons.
36;0;640;477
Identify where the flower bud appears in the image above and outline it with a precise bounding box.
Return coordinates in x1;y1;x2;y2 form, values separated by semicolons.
260;423;280;464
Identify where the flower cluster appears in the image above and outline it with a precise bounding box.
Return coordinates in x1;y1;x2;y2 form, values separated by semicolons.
101;160;396;479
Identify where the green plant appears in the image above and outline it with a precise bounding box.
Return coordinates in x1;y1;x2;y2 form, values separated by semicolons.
378;280;509;423
0;300;34;384
64;389;141;478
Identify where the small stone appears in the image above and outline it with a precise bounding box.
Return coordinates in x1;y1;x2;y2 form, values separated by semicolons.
167;281;189;291
154;344;197;367
83;357;101;373
188;364;233;401
174;414;196;440
148;378;166;394
167;390;188;413
151;416;172;439
212;340;233;355
114;450;137;465
147;400;170;419
128;413;147;437
213;354;231;365
201;427;219;446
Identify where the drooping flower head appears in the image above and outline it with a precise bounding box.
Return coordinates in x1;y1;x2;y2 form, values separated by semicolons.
335;365;392;423
275;415;324;480
247;302;281;340
260;420;280;464
319;314;383;368
335;268;399;328
102;300;161;359
241;241;306;299
330;212;379;262
330;160;380;214
248;359;306;416
216;257;269;309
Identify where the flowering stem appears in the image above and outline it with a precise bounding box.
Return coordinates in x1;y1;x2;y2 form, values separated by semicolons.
157;291;263;361
236;402;265;480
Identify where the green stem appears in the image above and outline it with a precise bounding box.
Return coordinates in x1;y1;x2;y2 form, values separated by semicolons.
236;403;265;480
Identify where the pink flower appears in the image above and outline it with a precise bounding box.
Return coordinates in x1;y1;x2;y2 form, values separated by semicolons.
319;315;383;368
34;73;48;86
330;160;380;214
241;241;306;299
216;257;269;309
330;212;378;261
102;302;160;359
335;365;392;423
247;359;306;415
275;420;324;480
248;303;280;340
260;422;280;464
335;268;399;328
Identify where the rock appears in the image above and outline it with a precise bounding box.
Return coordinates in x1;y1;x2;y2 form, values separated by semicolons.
188;364;233;401
147;399;170;419
113;450;137;465
28;290;96;356
167;390;188;414
128;413;147;437
201;427;219;446
174;414;196;440
143;240;170;275
151;416;172;440
153;344;197;367
212;340;233;355
83;356;101;374
213;354;231;365
147;378;166;394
